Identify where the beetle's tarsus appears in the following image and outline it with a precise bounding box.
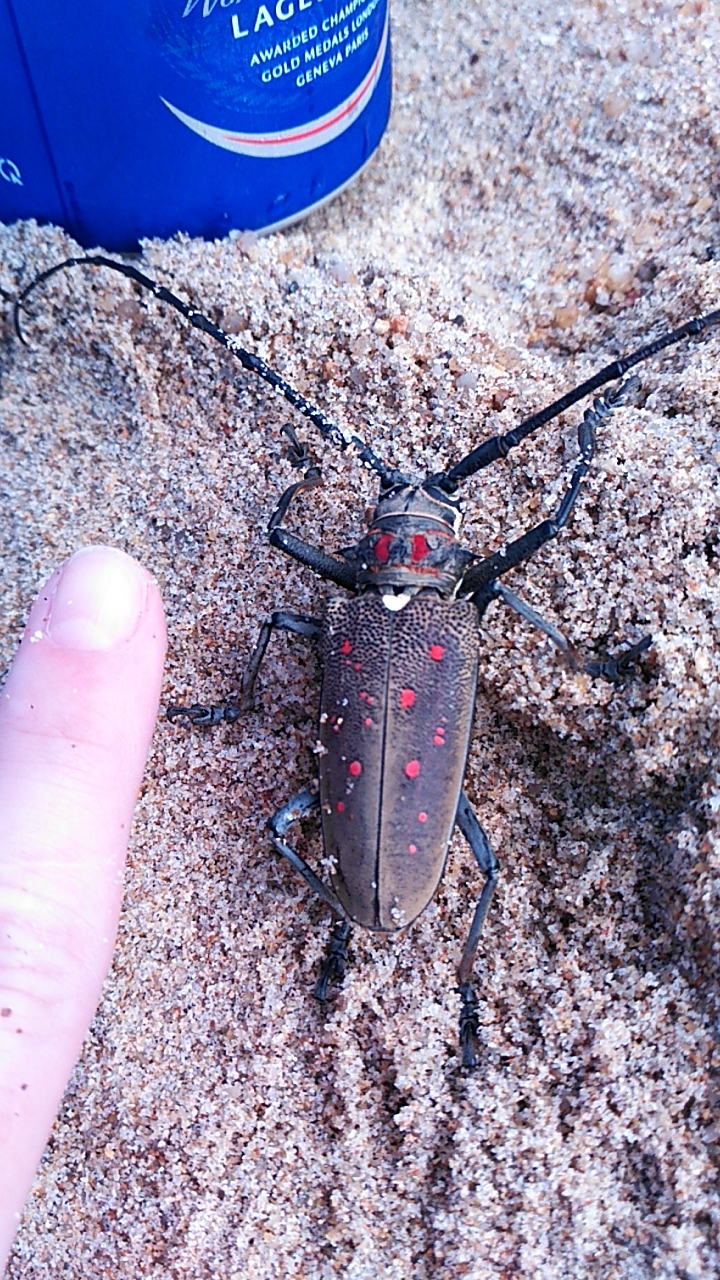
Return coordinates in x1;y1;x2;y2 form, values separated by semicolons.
281;422;319;472
584;634;652;681
314;919;351;1003
458;982;480;1070
166;702;241;726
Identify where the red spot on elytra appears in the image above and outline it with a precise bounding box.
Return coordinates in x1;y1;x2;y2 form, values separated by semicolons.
405;759;420;779
411;534;430;562
364;717;373;727
353;662;362;671
433;735;444;746
400;688;416;709
408;844;417;854
336;801;345;813
340;639;352;655
429;644;445;661
375;533;392;563
418;812;428;823
349;760;362;777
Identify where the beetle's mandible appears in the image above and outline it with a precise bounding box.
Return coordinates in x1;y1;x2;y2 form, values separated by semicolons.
15;256;720;1067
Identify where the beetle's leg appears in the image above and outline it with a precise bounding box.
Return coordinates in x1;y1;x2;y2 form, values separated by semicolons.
166;702;241;727
455;791;499;1070
241;610;323;709
479;580;652;680
269;787;351;999
167;611;322;724
268;470;359;592
280;421;317;471
459;379;638;595
583;636;652;679
269;788;346;917
314;919;352;1003
270;527;359;592
439;309;720;486
484;580;580;664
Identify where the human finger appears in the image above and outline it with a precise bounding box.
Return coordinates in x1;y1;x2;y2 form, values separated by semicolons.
0;546;166;1269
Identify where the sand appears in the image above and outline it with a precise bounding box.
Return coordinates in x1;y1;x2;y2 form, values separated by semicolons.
1;0;720;1274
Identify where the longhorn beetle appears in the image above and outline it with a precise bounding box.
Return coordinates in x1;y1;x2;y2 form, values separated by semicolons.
15;256;720;1067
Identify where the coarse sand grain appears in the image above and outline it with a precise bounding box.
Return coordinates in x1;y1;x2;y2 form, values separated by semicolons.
2;0;720;1276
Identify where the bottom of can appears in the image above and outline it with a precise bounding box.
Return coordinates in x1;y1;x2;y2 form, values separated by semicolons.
254;144;383;238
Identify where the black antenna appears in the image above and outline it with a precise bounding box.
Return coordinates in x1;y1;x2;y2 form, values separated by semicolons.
14;254;403;487
440;307;720;488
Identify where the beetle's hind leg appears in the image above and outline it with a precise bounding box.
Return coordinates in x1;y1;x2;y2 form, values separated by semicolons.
455;792;499;1070
269;788;344;913
314;920;352;1003
268;788;352;1000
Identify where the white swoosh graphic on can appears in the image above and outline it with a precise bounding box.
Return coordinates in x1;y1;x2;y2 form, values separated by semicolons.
161;12;388;158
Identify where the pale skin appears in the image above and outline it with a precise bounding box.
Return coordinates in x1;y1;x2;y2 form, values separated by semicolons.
0;546;166;1272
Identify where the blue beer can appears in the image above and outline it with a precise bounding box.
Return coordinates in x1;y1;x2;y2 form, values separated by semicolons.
1;0;391;251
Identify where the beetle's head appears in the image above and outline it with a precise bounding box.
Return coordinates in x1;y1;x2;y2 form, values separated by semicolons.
372;479;464;534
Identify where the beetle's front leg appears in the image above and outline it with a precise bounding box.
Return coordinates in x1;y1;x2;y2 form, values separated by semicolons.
460;378;639;595
455;791;499;1070
267;444;359;592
